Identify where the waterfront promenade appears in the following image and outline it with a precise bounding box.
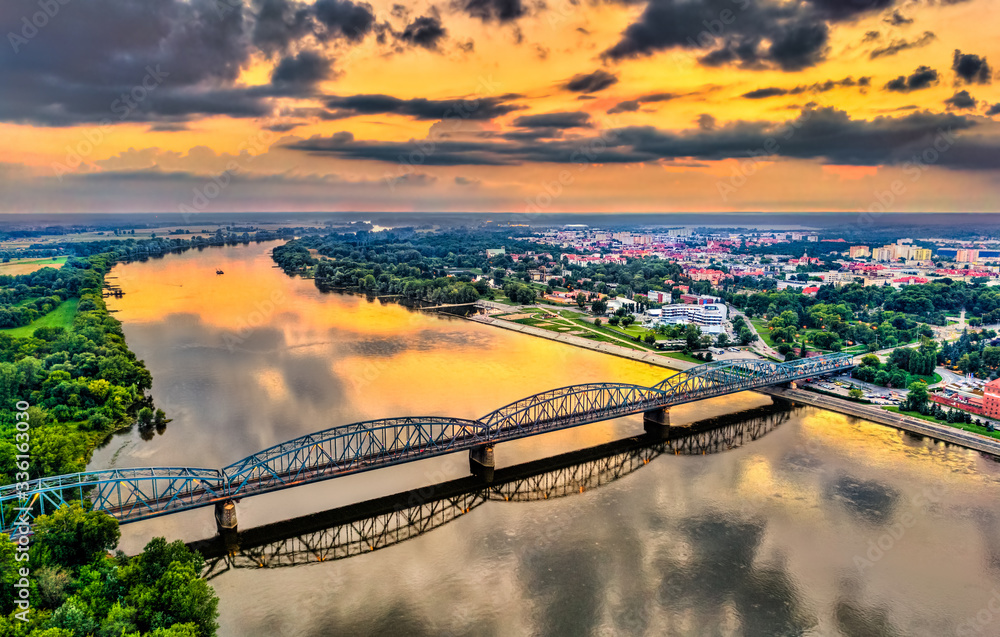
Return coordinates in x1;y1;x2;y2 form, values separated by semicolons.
469;309;1000;458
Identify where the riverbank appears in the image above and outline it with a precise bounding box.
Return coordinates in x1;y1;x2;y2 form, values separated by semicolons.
761;386;1000;457
469;309;1000;458
467;313;693;373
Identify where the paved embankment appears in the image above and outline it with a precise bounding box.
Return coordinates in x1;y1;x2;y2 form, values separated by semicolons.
761;386;1000;457
467;314;694;372
469;313;1000;457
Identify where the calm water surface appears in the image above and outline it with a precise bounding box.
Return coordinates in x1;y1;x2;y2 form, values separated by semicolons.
102;242;1000;637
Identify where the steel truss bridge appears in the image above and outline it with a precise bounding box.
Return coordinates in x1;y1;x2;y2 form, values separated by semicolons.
0;353;851;533
196;403;792;578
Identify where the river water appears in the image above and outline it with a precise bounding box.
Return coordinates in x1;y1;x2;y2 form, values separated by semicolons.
101;241;1000;637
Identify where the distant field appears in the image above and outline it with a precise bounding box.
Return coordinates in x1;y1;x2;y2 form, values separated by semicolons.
0;256;68;275
0;298;79;337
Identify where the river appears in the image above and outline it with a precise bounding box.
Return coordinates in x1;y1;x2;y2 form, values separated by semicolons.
101;241;1000;637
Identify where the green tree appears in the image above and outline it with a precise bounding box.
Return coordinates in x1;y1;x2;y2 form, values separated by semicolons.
849;388;864;400
32;502;121;570
576;293;587;308
906;381;929;411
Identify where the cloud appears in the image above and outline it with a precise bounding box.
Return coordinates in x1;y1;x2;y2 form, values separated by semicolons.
987;104;1000;117
743;87;788;99
454;0;526;22
563;70;619;93
286;106;995;170
323;94;523;120
602;0;901;70
883;66;939;92
945;90;977;110
952;50;992;84
869;30;936;59
511;112;592;128
398;15;448;49
741;76;869;99
884;10;912;25
454;176;481;186
607;92;679;113
313;0;378;41
270;50;334;86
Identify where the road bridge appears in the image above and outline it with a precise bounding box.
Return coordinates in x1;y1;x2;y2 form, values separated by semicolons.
0;353;852;533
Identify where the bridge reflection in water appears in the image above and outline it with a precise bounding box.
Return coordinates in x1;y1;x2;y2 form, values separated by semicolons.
194;402;793;578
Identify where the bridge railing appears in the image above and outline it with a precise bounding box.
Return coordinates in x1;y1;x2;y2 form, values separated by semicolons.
1;354;854;532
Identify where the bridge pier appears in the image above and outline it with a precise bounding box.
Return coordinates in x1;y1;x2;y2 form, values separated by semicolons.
469;445;495;482
644;408;671;439
215;500;238;532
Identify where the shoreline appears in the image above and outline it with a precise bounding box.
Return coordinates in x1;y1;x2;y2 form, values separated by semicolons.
468;311;1000;458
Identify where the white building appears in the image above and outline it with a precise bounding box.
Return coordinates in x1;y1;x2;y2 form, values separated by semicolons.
645;303;728;333
647;289;671;304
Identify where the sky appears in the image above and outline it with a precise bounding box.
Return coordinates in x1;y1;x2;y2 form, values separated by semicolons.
0;0;999;214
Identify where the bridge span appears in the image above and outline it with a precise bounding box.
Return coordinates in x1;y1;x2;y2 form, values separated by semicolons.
1;353;853;533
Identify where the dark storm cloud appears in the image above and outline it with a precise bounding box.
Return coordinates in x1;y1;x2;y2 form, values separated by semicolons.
945;90;977;110
952;50;992;85
313;0;377;40
884;9;912;25
270;50;334;86
398;15;447;49
0;0;384;125
323;94;523;120
563;70;620;93
511;111;592;129
743;87;789;99
602;0;899;70
454;0;526;22
287;106;998;169
988;104;1000;117
251;0;316;55
607;92;680;113
884;66;939;92
868;30;936;59
741;76;869;99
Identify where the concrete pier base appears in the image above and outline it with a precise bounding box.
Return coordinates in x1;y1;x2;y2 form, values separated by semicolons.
215;500;238;532
643;408;671;438
469;445;495;482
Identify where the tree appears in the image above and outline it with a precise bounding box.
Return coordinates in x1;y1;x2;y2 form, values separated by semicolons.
684;324;702;350
576;292;587;308
591;299;607;315
621;315;635;328
644;333;656;344
594;318;602;327
849;388;864;400
905;381;929;411
716;333;730;347
32;502;121;570
861;354;880;367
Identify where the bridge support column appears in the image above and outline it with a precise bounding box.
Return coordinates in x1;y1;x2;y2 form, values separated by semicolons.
469;445;495;482
644;407;671;439
215;500;238;532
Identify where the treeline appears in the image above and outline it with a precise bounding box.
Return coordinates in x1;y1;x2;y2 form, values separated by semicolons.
0;254;153;486
272;231;545;304
939;329;1000;377
1;504;219;636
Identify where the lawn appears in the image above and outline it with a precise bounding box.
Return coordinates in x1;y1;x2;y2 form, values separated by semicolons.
883;406;1000;440
0;256;68;276
0;298;79;337
750;319;776;347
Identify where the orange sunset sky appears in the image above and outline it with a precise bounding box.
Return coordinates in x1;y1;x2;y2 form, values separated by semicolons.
1;0;998;213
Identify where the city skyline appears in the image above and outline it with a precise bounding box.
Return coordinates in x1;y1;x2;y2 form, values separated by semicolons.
1;0;999;213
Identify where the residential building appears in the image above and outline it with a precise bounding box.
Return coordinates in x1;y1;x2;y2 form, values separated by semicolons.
983;379;1000;420
647;290;672;304
645;303;728;333
957;249;980;263
849;246;871;259
680;293;722;305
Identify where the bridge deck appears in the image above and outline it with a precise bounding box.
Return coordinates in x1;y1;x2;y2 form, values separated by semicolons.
1;353;854;532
